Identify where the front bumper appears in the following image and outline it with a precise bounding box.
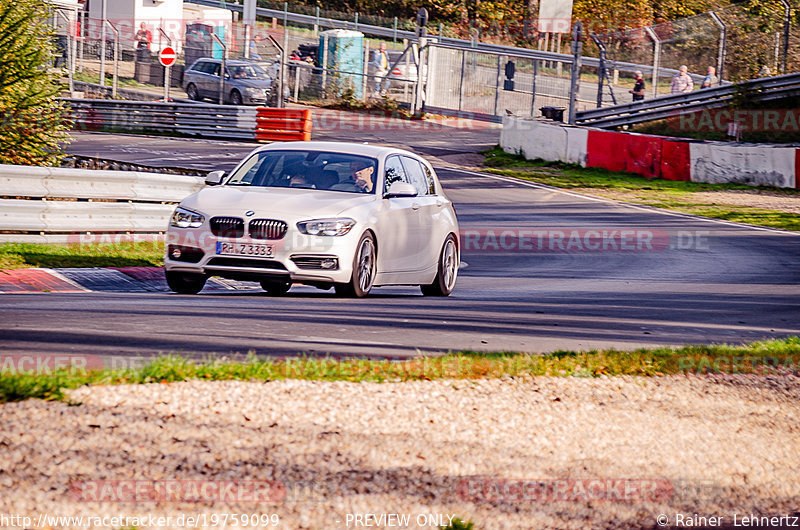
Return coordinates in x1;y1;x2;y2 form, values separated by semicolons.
164;227;357;284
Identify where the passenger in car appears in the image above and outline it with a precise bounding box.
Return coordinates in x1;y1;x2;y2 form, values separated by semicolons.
314;169;339;189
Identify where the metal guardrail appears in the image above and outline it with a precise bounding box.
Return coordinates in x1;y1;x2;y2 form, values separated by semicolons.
64;99;259;140
72;81;197;104
0;164;204;242
574;72;800;128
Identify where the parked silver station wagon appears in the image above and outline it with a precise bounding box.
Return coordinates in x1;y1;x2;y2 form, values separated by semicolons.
183;58;273;105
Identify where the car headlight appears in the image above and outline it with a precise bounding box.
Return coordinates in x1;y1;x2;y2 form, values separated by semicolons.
170;206;204;228
244;87;264;96
296;218;356;236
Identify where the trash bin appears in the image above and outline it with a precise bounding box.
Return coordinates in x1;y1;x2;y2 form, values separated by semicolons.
540;106;566;122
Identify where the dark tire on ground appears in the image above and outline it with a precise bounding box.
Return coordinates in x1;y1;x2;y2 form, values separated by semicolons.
420;234;458;297
186;84;200;101
334;232;376;298
260;280;292;296
230;90;243;106
165;271;207;294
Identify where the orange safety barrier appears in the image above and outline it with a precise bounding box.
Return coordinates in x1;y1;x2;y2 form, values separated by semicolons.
255;108;312;142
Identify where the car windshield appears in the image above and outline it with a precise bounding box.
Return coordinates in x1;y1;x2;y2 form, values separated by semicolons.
226;150;379;194
228;64;268;79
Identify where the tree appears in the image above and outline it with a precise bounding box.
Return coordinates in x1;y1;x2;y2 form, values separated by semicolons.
0;0;71;166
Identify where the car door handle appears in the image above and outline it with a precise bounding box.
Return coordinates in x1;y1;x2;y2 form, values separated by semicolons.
411;203;420;210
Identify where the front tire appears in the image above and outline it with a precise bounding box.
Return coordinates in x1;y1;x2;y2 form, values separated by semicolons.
334;232;376;298
421;234;458;296
230;90;243;105
166;271;207;294
260;279;291;296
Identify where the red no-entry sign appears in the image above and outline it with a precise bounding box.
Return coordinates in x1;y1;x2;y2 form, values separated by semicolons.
159;46;176;67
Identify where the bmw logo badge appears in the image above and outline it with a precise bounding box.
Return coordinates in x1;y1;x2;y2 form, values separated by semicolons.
245;210;255;217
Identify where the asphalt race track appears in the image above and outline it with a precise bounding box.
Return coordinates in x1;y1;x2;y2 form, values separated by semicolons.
1;138;799;359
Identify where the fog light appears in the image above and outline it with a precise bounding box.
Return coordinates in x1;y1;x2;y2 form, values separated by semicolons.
320;258;337;269
171;247;182;259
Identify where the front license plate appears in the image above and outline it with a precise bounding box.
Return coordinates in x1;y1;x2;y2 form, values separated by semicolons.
216;242;274;257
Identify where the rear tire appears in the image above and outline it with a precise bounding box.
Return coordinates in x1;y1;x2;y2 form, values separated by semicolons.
186;84;199;101
421;234;458;297
166;271;207;294
260;279;291;296
334;232;376;298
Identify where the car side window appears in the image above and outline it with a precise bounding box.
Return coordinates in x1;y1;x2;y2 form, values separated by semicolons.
384;156;408;190
400;156;430;196
198;62;213;74
190;61;204;72
210;63;221;77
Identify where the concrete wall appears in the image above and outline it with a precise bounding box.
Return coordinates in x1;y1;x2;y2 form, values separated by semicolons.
501;117;799;189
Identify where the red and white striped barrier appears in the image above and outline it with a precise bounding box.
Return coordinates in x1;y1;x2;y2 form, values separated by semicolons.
501;117;799;189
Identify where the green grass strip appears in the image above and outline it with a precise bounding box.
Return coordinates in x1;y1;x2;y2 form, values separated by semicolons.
0;242;164;269
2;337;798;403
481;147;800;231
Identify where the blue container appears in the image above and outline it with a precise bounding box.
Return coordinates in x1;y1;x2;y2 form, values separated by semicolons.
319;29;364;98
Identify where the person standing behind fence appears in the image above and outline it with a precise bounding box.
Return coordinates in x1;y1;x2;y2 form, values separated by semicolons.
372;42;389;95
135;22;152;62
700;66;718;88
671;65;694;94
630;71;646;101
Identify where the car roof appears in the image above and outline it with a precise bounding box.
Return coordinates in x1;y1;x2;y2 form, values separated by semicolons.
193;58;260;66
256;141;424;160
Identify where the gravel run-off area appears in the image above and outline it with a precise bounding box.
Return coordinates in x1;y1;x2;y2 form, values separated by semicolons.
1;376;799;529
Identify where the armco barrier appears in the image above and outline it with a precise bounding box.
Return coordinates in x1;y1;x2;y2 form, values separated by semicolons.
0;165;204;242
502;117;799;188
256;108;312;142
65;99;313;142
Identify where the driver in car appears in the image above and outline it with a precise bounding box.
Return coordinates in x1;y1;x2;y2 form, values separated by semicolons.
331;160;375;193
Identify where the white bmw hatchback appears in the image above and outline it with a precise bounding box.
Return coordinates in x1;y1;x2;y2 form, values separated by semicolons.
164;141;460;297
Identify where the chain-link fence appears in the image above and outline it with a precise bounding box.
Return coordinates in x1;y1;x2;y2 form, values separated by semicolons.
55;2;800;122
590;2;800;106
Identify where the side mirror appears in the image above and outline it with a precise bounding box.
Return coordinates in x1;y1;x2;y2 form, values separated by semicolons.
384;181;417;198
205;170;226;186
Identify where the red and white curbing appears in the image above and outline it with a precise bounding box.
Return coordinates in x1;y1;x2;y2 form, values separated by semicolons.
501;117;800;189
0;267;257;294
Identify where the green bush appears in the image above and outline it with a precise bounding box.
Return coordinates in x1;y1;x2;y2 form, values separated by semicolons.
0;0;71;165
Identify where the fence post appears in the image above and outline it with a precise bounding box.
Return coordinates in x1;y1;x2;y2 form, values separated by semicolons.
314;6;319;37
567;22;583;125
354;12;359;31
493;54;502;117
99;0;107;86
321;34;329;95
780;0;790;73
530;58;538;117
458;49;466;111
362;40;370;102
709;12;726;84
644;26;660;98
78;10;84;73
211;33;226;105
